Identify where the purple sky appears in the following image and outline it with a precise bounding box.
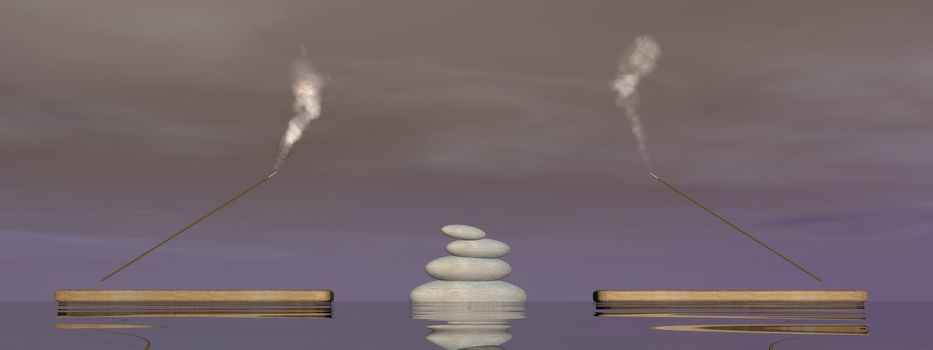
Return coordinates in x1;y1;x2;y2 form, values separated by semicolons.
1;0;932;301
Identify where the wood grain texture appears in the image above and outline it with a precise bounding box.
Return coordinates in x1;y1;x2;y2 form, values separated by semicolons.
593;290;867;302
55;290;333;302
58;311;332;318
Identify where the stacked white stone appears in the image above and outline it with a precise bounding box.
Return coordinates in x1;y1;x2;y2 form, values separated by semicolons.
410;225;527;303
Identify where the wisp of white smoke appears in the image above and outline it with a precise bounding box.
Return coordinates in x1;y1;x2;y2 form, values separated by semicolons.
275;57;324;170
611;36;661;170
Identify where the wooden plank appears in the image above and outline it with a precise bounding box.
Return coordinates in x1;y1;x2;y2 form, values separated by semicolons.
56;290;333;303
594;312;865;320
593;290;867;302
58;311;332;318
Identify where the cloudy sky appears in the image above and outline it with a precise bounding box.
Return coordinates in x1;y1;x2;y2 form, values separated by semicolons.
1;0;931;301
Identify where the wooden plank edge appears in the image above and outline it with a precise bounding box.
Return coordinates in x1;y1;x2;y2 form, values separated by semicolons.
55;290;334;303
593;290;868;302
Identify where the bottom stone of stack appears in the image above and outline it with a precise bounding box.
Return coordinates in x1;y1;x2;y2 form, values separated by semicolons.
410;281;527;303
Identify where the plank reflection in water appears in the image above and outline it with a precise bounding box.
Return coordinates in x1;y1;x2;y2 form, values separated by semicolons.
57;302;332;318
595;298;869;341
652;324;868;335
595;301;866;321
55;323;162;329
412;302;525;350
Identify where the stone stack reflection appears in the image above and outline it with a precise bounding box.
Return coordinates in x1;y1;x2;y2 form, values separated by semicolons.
412;302;525;350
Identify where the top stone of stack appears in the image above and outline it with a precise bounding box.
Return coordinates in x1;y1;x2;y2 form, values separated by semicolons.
441;224;486;240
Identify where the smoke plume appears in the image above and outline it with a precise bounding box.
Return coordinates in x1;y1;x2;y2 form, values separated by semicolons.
612;36;661;170
275;56;324;170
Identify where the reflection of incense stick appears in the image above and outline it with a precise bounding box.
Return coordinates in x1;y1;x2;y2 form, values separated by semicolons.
649;172;823;282
769;336;814;350
100;171;279;282
100;330;152;350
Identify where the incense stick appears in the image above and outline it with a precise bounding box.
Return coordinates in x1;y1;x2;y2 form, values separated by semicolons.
100;171;279;282
649;172;823;282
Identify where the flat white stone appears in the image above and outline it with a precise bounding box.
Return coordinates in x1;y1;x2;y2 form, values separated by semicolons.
410;281;527;303
426;256;511;281
441;224;486;240
446;239;510;258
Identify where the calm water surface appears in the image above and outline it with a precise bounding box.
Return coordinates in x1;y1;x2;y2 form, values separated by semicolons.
1;302;928;349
